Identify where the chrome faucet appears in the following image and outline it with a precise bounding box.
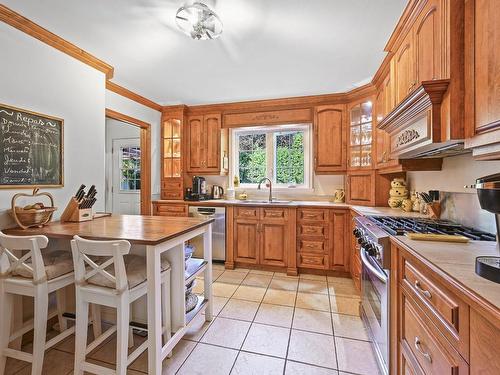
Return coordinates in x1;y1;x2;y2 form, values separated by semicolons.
258;177;273;202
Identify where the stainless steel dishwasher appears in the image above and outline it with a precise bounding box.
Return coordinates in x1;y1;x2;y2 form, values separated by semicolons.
188;206;226;261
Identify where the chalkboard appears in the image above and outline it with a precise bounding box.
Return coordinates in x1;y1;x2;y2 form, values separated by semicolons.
0;104;63;187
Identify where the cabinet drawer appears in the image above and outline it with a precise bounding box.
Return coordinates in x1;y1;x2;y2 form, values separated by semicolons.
298;209;328;222
401;258;469;355
154;203;188;216
298;223;328;237
297;253;328;269
162;180;182;190
401;292;468;375
235;206;259;219
161;190;183;200
261;208;287;221
298;239;326;253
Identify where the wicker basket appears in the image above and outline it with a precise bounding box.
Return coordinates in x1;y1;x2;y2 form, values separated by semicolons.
10;188;57;229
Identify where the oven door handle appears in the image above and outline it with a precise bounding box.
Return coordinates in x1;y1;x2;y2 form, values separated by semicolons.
360;249;387;283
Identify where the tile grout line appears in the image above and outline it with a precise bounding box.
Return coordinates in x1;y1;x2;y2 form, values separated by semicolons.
228;268;276;374
282;274;301;375
178;267;266;374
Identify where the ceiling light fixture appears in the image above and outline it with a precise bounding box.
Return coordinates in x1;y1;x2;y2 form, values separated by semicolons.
176;2;223;40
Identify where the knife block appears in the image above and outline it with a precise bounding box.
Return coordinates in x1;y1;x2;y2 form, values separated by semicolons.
60;197;93;222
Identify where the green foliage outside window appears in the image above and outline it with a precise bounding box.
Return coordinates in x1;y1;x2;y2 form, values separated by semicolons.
237;131;305;186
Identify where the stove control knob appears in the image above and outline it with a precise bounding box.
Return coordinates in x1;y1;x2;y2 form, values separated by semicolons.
365;243;377;256
352;228;364;238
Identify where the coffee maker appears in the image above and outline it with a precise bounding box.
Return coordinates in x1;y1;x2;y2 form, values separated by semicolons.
186;176;210;201
470;173;500;283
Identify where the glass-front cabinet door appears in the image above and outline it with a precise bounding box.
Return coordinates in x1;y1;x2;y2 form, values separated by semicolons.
163;118;182;178
349;100;373;169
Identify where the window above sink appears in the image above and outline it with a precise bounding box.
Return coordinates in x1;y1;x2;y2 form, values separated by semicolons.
230;124;313;190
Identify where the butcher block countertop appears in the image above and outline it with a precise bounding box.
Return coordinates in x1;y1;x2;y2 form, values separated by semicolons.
5;214;214;245
393;236;500;311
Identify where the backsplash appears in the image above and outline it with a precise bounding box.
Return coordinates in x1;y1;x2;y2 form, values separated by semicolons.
440;192;496;234
407;153;500;234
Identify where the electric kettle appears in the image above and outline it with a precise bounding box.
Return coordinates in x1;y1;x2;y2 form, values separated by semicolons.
212;185;224;199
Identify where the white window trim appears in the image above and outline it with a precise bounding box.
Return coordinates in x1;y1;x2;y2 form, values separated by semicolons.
229;124;313;191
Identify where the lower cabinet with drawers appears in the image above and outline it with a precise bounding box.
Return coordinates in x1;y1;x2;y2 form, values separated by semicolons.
226;205;297;275
296;207;349;274
391;239;500;375
152;202;188;217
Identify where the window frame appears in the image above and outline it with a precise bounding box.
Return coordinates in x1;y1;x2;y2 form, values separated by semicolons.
230;124;313;190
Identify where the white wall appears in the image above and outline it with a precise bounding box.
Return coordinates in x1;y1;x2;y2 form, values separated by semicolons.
105;91;162;198
0;23;106;228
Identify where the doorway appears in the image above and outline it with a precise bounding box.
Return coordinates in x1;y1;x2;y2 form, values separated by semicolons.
105;109;152;215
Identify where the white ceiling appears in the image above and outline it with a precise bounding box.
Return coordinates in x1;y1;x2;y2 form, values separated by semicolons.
4;0;406;105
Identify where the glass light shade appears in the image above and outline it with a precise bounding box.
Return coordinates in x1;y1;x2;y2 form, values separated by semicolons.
176;2;223;40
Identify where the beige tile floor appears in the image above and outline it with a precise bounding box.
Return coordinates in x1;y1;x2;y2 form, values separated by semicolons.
4;264;380;375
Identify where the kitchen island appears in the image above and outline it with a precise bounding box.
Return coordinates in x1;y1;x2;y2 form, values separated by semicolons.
6;214;215;375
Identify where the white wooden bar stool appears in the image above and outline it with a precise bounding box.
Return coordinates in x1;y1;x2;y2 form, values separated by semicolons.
0;232;76;375
70;235;172;375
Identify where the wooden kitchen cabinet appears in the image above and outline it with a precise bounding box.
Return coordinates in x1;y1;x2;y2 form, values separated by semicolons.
348;100;374;170
152;202;188;217
393;31;415;105
161;107;186;200
296;208;349;273
228;206;295;273
391;239;500;375
313;104;346;173
260;222;287;267
414;0;442;83
233;219;259;265
186;113;223;173
349;210;361;292
464;0;500;159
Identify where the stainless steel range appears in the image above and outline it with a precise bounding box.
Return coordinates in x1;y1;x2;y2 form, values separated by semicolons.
354;215;496;375
354;216;391;375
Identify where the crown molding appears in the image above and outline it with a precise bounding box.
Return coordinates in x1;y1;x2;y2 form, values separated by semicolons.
0;4;114;79
106;81;162;112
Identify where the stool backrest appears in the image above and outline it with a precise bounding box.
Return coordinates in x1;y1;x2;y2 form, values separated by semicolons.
0;231;49;284
70;235;131;293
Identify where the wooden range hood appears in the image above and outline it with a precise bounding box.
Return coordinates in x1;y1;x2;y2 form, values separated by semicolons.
378;79;466;159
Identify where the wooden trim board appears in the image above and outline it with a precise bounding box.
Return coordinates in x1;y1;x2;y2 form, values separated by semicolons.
105;108;152;215
106;81;162;112
0;4;114;79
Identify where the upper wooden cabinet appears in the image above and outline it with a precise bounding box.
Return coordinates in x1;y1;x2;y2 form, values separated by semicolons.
390;0;446;109
393;32;416;104
313;104;346;173
464;0;500;159
161;107;186;200
414;0;442;83
348;100;374;170
186;113;224;173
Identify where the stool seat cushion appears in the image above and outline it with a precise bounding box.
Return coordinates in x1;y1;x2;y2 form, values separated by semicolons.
87;254;170;290
12;250;74;280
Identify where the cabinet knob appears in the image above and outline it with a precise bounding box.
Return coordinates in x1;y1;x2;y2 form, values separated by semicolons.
414;280;432;299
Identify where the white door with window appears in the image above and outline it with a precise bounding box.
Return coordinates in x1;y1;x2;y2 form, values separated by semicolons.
112;138;141;214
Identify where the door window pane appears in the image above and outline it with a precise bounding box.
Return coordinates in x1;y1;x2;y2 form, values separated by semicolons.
120;146;141;191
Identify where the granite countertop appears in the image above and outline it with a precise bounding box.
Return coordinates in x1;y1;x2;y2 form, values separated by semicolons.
394;236;500;310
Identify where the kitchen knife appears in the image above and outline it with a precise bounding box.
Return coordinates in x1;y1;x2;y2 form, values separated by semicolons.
85;185;96;198
75;184;85;199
